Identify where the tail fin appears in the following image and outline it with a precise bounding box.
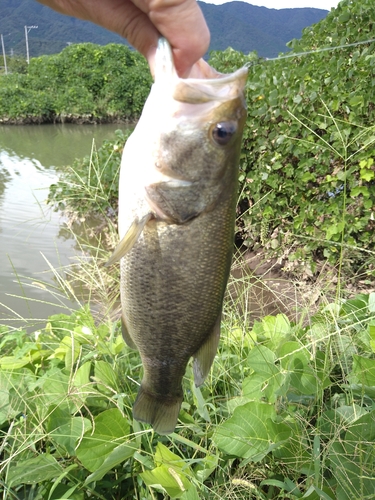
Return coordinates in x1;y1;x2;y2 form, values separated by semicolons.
133;385;182;435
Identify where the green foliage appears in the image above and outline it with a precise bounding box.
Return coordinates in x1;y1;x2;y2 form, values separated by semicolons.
0;290;375;498
209;0;375;274
0;43;152;122
5;56;28;74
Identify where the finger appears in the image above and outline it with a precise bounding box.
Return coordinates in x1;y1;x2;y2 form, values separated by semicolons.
137;0;210;76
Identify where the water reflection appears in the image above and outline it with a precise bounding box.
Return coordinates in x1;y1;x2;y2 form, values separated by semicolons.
0;123;125;329
0;123;127;168
0;167;11;198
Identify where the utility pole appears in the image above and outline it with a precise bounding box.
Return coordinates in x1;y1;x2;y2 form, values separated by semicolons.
25;25;38;64
1;34;7;74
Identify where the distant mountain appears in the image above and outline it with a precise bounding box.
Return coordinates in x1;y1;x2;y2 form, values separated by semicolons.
199;1;329;56
0;0;329;59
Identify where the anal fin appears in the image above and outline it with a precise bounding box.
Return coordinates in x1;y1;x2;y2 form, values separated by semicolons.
121;315;137;350
193;312;222;387
105;213;152;267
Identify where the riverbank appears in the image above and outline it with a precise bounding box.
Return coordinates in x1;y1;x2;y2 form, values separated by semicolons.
0;114;137;125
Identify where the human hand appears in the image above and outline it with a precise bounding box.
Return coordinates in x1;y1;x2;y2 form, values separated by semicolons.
36;0;210;77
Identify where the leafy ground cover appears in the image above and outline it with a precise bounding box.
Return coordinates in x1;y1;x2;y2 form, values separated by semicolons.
1;282;375;499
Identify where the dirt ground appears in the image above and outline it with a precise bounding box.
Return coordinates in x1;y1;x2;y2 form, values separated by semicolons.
227;248;348;325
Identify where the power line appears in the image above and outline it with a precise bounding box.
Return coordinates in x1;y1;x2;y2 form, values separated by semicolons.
264;37;375;63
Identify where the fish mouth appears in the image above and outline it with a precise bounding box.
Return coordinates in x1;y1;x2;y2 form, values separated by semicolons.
173;70;248;104
155;38;248;105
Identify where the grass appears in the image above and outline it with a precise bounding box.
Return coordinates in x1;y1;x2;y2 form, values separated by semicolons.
1;242;375;499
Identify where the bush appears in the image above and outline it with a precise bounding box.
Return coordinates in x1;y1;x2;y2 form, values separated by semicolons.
209;0;375;275
0;43;152;122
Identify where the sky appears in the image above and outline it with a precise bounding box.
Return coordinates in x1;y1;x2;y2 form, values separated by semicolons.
202;0;339;9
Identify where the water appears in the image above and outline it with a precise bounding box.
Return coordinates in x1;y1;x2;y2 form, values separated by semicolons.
0;123;124;329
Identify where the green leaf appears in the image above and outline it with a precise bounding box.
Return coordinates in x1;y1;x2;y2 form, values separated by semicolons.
351;355;375;386
73;361;91;389
351;186;369;198
141;443;192;498
326;221;345;240
0;368;35;424
141;464;191;498
85;441;137;484
180;486;200;500
37;367;67;399
369;324;375;353
76;408;133;472
278;341;310;368
338;12;350;23
47;406;91;455
360;168;375;181
250;315;291;353
278;341;318;395
8;454;63;486
329;437;375;500
214;401;291;460
368;292;375;313
242;345;286;402
154;443;187;469
47;464;80;500
349;95;364;107
50;335;81;370
345;409;375;445
194;454;218;482
261;314;291;347
94;359;120;394
0;349;48;369
191;383;210;423
302;485;334;500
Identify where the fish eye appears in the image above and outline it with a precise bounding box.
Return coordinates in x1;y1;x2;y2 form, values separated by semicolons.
211;121;237;146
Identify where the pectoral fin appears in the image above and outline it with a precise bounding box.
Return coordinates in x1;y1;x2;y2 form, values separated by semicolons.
193;312;222;387
105;213;152;266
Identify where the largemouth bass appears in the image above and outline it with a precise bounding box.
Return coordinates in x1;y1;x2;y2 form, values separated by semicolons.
107;38;248;434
